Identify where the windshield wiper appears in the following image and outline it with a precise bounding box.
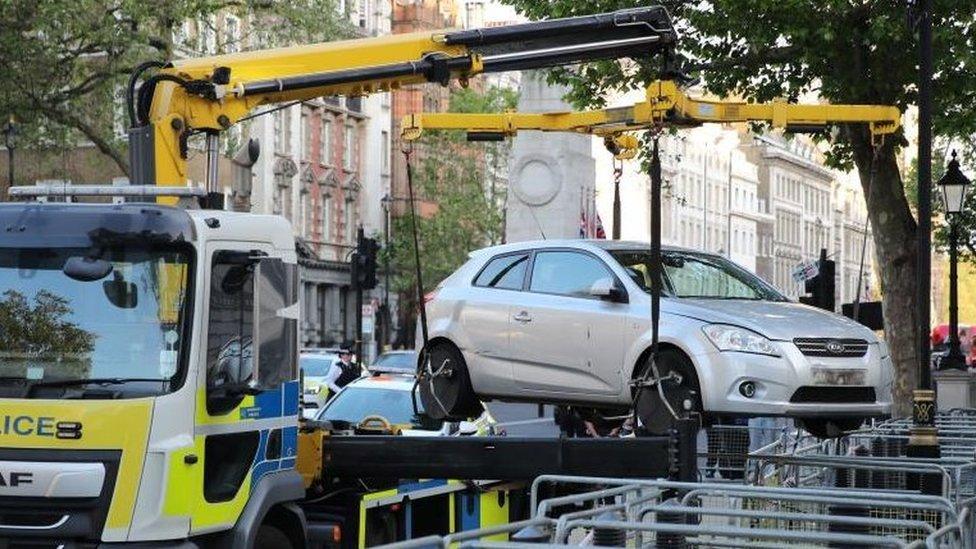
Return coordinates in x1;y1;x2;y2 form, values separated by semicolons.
28;377;170;389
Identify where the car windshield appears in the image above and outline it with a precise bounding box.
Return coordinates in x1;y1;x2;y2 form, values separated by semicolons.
0;246;191;398
318;386;442;430
611;250;786;301
300;355;339;376
372;352;416;370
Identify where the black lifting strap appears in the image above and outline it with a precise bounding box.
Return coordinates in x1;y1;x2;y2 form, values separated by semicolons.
852;142;881;324
631;135;679;426
403;146;431;414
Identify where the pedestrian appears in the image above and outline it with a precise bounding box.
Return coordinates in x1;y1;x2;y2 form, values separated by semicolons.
324;348;360;400
960;328;972;357
969;335;976;368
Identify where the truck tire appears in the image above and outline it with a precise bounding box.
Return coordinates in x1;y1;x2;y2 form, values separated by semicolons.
255;524;293;549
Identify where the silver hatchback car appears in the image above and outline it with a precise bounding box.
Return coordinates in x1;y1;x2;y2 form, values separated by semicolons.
418;240;893;437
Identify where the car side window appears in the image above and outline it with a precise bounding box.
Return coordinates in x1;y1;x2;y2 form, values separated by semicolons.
473;253;529;290
529;251;613;298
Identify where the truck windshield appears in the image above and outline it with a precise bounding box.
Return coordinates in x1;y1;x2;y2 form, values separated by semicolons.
611;250;786;301
0;247;192;398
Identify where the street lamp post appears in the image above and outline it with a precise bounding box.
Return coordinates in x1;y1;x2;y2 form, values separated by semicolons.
1;118;16;202
380;193;393;349
937;151;972;371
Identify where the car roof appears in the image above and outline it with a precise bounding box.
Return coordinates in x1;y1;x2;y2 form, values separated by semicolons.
345;374;416;392
302;349;341;357
468;239;705;259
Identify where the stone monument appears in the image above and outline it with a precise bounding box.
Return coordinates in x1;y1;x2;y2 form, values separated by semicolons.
505;72;596;242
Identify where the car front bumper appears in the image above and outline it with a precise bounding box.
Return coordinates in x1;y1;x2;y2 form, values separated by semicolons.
690;337;893;419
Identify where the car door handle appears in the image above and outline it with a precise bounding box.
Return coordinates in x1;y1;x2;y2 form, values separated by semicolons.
513;311;532;323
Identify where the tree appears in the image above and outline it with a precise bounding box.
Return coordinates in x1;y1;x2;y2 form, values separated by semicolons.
501;0;976;416
0;290;95;377
389;86;514;344
0;0;350;178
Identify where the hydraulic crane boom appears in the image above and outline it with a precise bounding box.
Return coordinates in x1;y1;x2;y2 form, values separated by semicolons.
400;79;902;144
130;7;677;188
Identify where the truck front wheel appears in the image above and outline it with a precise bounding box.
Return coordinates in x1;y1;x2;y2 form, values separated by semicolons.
255;524;294;549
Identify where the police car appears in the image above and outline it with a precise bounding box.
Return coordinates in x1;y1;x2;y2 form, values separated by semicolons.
314;364;493;436
300;349;345;412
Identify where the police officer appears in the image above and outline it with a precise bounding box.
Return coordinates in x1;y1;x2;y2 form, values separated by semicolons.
324;347;359;399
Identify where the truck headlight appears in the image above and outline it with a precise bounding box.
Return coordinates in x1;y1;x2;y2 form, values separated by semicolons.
702;324;780;357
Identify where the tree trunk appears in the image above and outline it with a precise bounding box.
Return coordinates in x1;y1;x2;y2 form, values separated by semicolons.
848;128;919;418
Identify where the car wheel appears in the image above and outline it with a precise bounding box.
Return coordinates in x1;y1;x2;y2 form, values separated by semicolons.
633;348;703;435
799;417;864;439
418;342;483;421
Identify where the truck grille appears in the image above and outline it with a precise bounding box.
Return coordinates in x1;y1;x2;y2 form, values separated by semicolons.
794;338;869;358
0;449;120;543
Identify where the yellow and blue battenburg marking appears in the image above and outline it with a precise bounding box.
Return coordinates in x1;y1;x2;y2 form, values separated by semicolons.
246;380;301;487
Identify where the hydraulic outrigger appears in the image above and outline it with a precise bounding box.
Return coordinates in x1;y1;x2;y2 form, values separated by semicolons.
400;78;901;143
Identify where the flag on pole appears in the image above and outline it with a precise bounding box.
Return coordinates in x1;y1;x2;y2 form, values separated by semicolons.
579;210;587;238
595;212;607;239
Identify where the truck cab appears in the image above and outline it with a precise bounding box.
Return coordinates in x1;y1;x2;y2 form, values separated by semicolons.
0;201;305;547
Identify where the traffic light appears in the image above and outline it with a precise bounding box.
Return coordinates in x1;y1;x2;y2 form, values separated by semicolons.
352;231;380;291
799;248;835;311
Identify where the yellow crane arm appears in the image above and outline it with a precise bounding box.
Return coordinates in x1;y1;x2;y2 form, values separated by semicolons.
400;79;901;145
132;7;677;187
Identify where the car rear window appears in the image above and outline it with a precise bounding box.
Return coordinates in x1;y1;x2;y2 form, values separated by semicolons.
474;253;528;290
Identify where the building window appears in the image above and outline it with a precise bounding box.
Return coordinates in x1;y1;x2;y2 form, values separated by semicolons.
321;118;333;165
381;130;390;175
301;110;311;162
321;196;332;242
344;203;356;244
224;16;239;53
343;124;355;170
273;111;284;154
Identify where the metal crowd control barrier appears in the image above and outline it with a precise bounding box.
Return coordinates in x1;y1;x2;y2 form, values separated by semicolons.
375;410;976;548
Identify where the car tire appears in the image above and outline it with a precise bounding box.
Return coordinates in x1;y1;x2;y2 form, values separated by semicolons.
254;524;293;549
633;348;703;435
799;417;864;439
418;342;483;421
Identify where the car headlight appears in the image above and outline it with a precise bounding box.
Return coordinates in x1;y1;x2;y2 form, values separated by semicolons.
702;324;780;357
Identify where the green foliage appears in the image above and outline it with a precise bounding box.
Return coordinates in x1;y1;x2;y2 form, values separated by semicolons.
0;290;95;375
449;86;519;113
0;0;351;175
387;86;512;309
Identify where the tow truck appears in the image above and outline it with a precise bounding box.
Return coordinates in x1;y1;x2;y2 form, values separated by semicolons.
0;8;691;549
0;6;904;548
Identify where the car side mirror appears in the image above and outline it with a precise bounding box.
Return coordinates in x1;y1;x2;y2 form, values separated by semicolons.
589;277;627;303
